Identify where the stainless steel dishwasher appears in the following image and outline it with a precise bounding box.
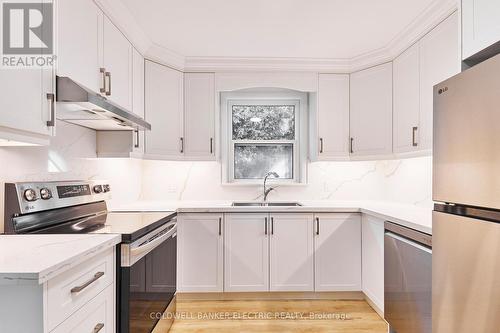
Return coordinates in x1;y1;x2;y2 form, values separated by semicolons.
384;222;432;333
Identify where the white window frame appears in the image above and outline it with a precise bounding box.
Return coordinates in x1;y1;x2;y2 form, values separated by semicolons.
221;89;308;184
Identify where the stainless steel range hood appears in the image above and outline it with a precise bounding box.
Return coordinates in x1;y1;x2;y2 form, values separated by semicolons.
56;76;151;131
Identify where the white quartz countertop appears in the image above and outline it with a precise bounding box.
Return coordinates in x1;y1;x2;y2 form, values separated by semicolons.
112;200;433;234
0;234;121;285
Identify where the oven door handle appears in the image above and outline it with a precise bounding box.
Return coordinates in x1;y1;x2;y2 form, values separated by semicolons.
122;223;177;266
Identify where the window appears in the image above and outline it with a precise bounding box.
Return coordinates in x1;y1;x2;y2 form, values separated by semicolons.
222;90;308;184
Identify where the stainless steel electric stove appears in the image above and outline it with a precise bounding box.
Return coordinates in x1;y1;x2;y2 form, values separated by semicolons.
4;181;177;333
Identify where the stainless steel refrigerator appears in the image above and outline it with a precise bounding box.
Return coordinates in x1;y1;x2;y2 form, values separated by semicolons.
433;54;500;333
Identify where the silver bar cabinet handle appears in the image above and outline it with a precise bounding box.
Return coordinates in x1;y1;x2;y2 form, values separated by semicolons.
180;137;184;153
99;68;106;94
134;130;139;148
46;93;55;127
105;72;112;96
93;323;104;333
71;272;104;293
316;217;320;235
271;217;274;235
265;217;268;235
210;138;214;154
350;137;354;154
412;126;418;147
319;138;324;154
218;217;222;236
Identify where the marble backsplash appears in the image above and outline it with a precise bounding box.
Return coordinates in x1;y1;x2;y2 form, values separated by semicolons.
140;155;432;206
0;120;433;233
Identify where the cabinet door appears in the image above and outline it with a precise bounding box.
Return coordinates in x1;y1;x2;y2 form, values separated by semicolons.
419;12;460;151
224;213;269;292
314;213;361;291
462;0;500;60
102;16;132;110
362;214;385;313
0;67;54;140
57;0;103;92
177;214;223;292
350;62;393;157
316;74;350;159
184;73;215;160
132;48;145;155
393;43;420;153
269;214;314;291
145;60;184;159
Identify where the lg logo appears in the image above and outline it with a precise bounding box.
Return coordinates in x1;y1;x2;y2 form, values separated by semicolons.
2;2;53;55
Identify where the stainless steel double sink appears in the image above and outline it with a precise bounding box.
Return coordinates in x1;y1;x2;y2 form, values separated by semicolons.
232;202;303;207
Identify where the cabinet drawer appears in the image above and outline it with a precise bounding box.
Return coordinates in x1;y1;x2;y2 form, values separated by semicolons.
51;285;115;333
47;248;115;330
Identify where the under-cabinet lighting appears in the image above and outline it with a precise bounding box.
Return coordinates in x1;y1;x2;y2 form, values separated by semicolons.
0;139;41;147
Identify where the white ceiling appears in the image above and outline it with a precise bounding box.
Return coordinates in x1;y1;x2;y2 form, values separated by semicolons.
120;0;439;59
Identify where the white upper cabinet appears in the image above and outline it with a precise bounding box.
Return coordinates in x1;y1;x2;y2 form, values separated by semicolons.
57;0;102;93
315;74;350;160
350;62;393;158
224;214;269;292
314;213;362;291
419;12;460;151
0;2;55;145
393;43;421;154
269;214;314;291
184;73;215;160
102;16;133;111
132;48;145;155
0;66;54;144
462;0;500;60
177;214;224;292
144;60;184;159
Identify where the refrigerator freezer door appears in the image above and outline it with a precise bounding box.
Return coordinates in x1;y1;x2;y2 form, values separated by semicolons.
433;211;500;333
433;54;500;209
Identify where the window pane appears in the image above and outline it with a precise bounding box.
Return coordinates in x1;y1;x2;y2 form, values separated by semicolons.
232;105;295;140
234;144;293;179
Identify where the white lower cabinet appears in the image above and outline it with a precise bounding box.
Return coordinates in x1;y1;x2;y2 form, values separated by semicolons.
0;247;115;333
224;213;270;292
177;213;224;292
361;214;385;313
314;213;362;291
269;214;314;291
177;212;368;294
51;286;114;333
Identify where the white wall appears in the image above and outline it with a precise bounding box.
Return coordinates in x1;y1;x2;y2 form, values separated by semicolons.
140;156;432;206
0;121;143;233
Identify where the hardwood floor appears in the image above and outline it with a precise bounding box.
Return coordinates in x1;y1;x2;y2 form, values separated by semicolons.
155;297;387;332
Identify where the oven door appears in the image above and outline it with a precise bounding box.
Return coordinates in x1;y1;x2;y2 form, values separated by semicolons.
119;220;177;333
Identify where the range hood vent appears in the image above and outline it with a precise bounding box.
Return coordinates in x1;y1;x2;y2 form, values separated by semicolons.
56;76;151;131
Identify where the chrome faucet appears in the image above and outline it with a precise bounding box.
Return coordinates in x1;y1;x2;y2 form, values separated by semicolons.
263;172;279;202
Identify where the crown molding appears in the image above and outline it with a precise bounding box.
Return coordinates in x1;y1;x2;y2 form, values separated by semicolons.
144;43;186;71
184;0;459;73
96;0;458;73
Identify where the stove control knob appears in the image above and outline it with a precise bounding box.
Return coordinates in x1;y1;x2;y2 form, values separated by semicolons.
40;188;52;200
103;184;110;193
93;185;103;194
24;189;37;202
